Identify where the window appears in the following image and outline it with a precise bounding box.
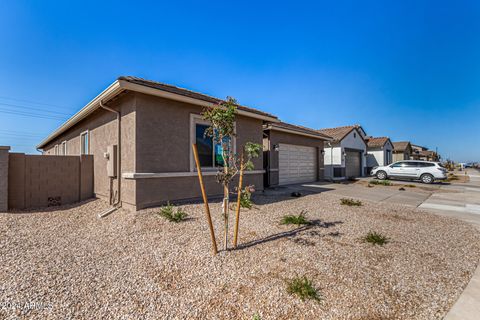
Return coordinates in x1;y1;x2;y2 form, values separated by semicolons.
54;144;59;155
80;131;89;155
421;162;435;167
60;141;67;155
190;114;235;170
390;162;405;168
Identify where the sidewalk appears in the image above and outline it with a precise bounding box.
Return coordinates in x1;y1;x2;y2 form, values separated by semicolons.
421;169;480;320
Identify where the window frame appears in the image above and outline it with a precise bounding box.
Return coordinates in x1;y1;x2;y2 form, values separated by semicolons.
390;162;405;168
60;141;67;155
80;130;89;155
54;144;59;155
189;113;236;172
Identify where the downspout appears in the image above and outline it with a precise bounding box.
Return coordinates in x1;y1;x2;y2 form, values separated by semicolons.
98;100;122;218
328;142;333;181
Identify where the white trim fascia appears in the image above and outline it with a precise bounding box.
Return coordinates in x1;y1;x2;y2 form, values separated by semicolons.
119;80;279;122
264;125;332;141
61;140;67;155
123;170;265;179
37;80;123;149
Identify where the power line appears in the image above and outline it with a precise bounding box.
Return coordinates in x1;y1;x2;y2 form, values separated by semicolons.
0;102;72;116
0;95;71;110
0;133;42;140
0;129;47;137
0;108;65;120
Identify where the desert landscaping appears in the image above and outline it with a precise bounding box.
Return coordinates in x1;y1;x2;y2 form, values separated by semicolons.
1;191;479;319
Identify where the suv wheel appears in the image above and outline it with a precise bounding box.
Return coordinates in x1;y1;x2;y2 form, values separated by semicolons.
421;173;434;184
376;171;387;180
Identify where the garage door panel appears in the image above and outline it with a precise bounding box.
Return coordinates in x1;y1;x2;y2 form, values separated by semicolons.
345;151;361;178
278;144;317;185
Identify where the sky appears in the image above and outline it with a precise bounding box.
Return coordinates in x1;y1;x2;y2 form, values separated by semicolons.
0;0;479;162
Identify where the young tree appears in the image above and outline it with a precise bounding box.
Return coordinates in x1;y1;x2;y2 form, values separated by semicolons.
202;97;261;250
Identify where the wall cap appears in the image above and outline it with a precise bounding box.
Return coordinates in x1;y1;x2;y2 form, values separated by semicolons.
0;146;11;150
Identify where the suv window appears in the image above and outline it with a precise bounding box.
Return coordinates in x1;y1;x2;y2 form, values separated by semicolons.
415;162;435;167
403;162;418;167
390;162;405;168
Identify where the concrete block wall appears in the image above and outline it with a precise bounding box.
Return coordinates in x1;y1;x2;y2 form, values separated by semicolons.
6;150;94;210
0;146;10;211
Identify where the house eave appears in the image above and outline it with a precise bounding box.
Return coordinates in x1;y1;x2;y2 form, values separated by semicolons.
264;125;333;141
37;79;280;149
37;80;124;149
120;80;279;123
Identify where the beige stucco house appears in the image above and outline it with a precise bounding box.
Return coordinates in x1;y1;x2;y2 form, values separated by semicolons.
263;122;332;187
392;141;412;162
37;76;278;211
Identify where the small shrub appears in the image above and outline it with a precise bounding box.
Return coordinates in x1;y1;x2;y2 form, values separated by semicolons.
369;180;392;186
158;203;188;223
340;198;363;206
252;314;261;320
239;186;253;209
363;231;389;245
286;276;321;302
281;211;310;225
447;175;459;181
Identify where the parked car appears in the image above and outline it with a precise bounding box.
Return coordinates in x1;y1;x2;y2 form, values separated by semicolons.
370;160;448;184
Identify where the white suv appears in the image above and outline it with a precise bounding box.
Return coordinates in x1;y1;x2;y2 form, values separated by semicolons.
370;160;448;184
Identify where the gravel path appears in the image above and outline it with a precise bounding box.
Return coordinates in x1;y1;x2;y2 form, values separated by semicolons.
1;192;479;319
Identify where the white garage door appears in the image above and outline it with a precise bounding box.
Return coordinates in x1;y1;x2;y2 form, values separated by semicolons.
279;144;317;185
345;151;361;178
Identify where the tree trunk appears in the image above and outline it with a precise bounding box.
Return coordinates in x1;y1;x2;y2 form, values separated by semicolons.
223;166;229;251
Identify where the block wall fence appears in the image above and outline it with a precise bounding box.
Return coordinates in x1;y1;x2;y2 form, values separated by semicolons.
0;146;94;211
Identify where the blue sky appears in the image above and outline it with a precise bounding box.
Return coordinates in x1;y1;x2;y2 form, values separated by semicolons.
0;1;479;162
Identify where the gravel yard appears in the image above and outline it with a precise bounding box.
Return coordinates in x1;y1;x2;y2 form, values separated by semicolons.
1;192;480;320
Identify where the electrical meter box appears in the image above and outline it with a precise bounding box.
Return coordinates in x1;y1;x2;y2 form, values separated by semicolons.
107;145;117;178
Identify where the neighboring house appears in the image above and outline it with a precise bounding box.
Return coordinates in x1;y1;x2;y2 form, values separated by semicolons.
410;144;427;160
318;125;367;180
263;122;332;187
365;136;393;173
37;76;279;211
411;144;439;161
418;150;439;161
392;141;412;162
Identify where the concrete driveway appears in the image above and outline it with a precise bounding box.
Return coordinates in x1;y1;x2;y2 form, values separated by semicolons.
267;169;480;320
273;179;435;207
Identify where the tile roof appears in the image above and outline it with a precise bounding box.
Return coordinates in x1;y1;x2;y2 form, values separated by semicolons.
119;76;278;119
265;122;332;140
365;136;390;148
418;150;436;157
317;125;361;142
392;141;411;151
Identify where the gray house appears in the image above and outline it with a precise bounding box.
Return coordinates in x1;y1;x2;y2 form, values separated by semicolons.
365;136;393;173
318;125;368;180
